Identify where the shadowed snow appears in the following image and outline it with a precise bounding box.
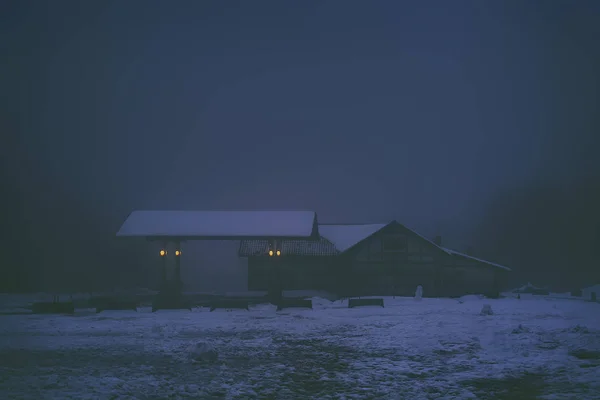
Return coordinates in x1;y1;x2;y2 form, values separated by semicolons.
0;295;599;399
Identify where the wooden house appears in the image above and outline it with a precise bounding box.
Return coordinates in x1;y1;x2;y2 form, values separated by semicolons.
239;221;510;298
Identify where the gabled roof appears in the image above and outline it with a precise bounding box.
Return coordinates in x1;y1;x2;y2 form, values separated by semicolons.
323;221;453;255
117;210;318;239
406;228;452;255
318;223;388;252
442;247;512;271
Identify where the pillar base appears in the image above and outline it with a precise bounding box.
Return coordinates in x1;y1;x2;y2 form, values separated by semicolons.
152;285;190;311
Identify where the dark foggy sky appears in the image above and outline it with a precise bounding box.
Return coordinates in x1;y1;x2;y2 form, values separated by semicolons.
2;1;599;288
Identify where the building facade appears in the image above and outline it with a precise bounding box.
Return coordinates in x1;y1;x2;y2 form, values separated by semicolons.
239;221;510;298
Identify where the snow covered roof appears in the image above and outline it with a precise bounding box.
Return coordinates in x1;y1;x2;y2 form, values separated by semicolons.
240;221;450;256
320;222;456;255
238;223;387;256
404;227;452;255
318;223;388;252
442;248;512;271
117;210;318;239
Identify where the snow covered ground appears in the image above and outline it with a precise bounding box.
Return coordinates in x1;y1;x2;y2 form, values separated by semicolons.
0;295;599;399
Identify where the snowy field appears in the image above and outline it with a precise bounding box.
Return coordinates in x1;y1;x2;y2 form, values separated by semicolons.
0;295;599;399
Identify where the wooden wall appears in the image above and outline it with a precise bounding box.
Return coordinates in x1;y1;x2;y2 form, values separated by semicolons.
246;223;508;297
247;256;337;291
439;256;508;297
338;223;444;296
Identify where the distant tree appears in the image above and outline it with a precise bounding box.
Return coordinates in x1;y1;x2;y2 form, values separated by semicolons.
473;176;600;290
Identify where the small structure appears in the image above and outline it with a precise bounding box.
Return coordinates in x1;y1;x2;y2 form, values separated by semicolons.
348;298;385;308
513;283;550;296
582;284;600;302
117;210;319;309
276;298;313;311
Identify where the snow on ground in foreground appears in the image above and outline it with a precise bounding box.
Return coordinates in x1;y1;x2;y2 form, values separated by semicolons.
0;296;599;399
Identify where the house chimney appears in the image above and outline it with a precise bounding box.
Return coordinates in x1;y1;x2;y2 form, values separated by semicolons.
433;235;442;246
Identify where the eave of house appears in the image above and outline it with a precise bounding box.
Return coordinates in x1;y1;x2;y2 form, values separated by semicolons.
441;247;512;271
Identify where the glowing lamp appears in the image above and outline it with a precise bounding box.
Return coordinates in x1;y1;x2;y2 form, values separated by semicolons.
269;250;274;256
159;249;166;257
175;250;181;256
276;250;281;256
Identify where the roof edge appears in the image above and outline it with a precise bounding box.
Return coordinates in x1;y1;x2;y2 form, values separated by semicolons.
336;221;394;254
442;247;512;271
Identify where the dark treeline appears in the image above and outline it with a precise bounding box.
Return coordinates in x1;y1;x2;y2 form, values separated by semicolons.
1;173;153;293
473;175;600;291
1;117;154;294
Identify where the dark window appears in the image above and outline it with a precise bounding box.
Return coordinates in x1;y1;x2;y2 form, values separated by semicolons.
382;235;407;252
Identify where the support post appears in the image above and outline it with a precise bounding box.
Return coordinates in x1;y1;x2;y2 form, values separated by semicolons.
267;239;283;304
160;240;168;292
153;240;189;311
174;241;182;293
270;257;283;304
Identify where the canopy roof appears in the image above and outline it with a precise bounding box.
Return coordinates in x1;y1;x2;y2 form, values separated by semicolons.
116;210;318;240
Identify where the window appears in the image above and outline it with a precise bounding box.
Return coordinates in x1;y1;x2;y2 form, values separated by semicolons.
382;235;407;252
